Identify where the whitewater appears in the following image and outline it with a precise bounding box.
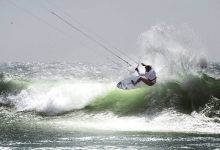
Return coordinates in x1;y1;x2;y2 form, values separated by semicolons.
1;23;220;149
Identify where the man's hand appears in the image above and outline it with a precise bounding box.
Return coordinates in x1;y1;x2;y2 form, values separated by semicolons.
135;68;139;72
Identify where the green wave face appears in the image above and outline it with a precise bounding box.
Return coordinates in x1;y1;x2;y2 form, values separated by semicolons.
86;88;149;116
0;73;28;101
86;74;220;117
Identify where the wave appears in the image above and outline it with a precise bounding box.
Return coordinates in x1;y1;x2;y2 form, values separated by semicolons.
87;73;220;117
0;72;220;118
0;73;115;115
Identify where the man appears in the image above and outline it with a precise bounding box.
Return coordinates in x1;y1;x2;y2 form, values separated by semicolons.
131;63;157;86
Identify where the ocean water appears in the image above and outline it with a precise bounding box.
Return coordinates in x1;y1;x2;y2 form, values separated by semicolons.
1;24;220;149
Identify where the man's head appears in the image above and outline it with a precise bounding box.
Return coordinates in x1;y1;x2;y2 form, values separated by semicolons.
145;65;152;72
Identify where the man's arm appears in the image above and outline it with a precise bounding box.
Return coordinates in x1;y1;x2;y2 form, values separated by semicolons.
135;68;146;76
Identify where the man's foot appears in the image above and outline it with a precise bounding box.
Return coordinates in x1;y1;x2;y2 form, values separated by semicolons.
131;80;135;86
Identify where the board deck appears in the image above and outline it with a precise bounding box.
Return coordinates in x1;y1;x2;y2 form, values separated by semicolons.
117;76;145;90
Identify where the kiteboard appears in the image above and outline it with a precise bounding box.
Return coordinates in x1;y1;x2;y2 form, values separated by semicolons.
117;76;145;90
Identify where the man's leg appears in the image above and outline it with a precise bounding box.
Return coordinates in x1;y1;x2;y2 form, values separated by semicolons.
141;78;155;86
131;77;142;86
132;77;155;86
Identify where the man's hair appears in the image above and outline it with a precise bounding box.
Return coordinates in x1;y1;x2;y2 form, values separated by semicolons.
145;65;152;70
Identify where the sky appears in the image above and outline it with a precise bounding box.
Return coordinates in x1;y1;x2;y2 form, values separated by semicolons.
0;0;220;62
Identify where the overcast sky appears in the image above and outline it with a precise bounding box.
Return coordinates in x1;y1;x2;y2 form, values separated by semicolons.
0;0;220;62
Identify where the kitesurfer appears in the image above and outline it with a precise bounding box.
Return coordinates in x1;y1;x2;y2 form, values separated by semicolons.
131;63;157;86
